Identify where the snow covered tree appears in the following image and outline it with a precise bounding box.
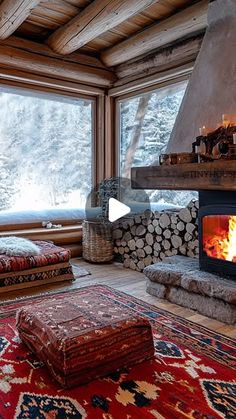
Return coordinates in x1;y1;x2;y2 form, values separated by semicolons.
0;90;93;211
120;81;197;207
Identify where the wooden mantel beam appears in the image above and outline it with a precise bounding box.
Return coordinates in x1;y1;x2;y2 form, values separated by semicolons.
131;161;236;191
47;0;159;55
0;0;41;40
101;0;208;67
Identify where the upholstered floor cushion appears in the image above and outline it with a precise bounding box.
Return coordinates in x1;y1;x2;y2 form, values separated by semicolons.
0;240;70;274
16;288;154;388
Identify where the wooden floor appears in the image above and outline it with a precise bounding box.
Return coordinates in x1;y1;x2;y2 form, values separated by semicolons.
1;258;235;339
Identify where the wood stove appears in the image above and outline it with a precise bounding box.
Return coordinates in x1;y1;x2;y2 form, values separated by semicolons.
131;160;236;281
199;190;236;279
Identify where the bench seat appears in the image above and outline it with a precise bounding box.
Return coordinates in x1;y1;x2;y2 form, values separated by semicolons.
0;241;74;292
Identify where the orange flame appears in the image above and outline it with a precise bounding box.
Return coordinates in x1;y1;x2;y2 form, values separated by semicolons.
203;216;236;262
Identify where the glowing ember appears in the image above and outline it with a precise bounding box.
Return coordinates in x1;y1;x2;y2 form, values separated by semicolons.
203;215;236;262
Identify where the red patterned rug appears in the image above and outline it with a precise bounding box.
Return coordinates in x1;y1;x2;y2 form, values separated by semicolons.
0;285;235;419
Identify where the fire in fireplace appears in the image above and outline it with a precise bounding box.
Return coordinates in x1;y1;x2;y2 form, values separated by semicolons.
199;191;236;278
202;214;236;262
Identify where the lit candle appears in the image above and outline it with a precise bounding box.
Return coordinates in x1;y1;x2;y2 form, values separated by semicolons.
222;114;230;128
233;133;236;145
199;126;207;136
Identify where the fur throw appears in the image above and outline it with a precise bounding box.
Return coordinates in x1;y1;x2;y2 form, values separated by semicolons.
0;237;40;257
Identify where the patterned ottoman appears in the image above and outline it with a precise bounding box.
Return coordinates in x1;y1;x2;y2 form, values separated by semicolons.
0;241;74;291
16;287;154;388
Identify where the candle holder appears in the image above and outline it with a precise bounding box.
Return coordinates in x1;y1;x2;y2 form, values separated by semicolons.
192;123;236;161
222;114;231;128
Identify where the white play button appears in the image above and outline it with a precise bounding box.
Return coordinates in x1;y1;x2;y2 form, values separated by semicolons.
108;198;131;222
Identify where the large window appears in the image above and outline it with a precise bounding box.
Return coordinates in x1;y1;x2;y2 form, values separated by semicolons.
119;80;197;206
0;87;94;212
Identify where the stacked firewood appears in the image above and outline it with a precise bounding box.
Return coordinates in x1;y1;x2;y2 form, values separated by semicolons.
113;200;199;271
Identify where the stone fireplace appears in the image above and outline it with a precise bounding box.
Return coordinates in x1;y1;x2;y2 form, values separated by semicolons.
131;0;236;323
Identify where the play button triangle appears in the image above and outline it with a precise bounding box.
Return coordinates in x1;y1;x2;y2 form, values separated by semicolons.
108;198;131;222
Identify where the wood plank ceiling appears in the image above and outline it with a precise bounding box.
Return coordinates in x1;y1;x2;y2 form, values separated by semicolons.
0;0;209;88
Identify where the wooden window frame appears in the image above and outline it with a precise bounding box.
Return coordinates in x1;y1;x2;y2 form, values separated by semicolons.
109;70;192;179
0;78;106;205
0;62;193;198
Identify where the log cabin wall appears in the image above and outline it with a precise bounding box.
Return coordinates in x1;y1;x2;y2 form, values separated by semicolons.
0;0;209;255
0;0;208;92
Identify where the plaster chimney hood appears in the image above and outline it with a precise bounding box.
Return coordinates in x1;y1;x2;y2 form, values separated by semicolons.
131;0;236;192
167;0;236;153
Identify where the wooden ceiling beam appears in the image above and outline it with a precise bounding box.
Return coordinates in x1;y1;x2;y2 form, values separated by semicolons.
47;0;159;55
0;0;41;40
1;35;107;70
115;35;204;82
0;44;116;87
101;0;208;67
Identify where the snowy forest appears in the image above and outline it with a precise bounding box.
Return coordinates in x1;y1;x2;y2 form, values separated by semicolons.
0;82;197;215
0;88;93;211
120;81;197;206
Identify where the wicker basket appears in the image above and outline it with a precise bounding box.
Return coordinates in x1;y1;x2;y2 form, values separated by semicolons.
82;220;114;263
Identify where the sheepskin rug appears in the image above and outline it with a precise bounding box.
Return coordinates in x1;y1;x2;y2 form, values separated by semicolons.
0;237;40;256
